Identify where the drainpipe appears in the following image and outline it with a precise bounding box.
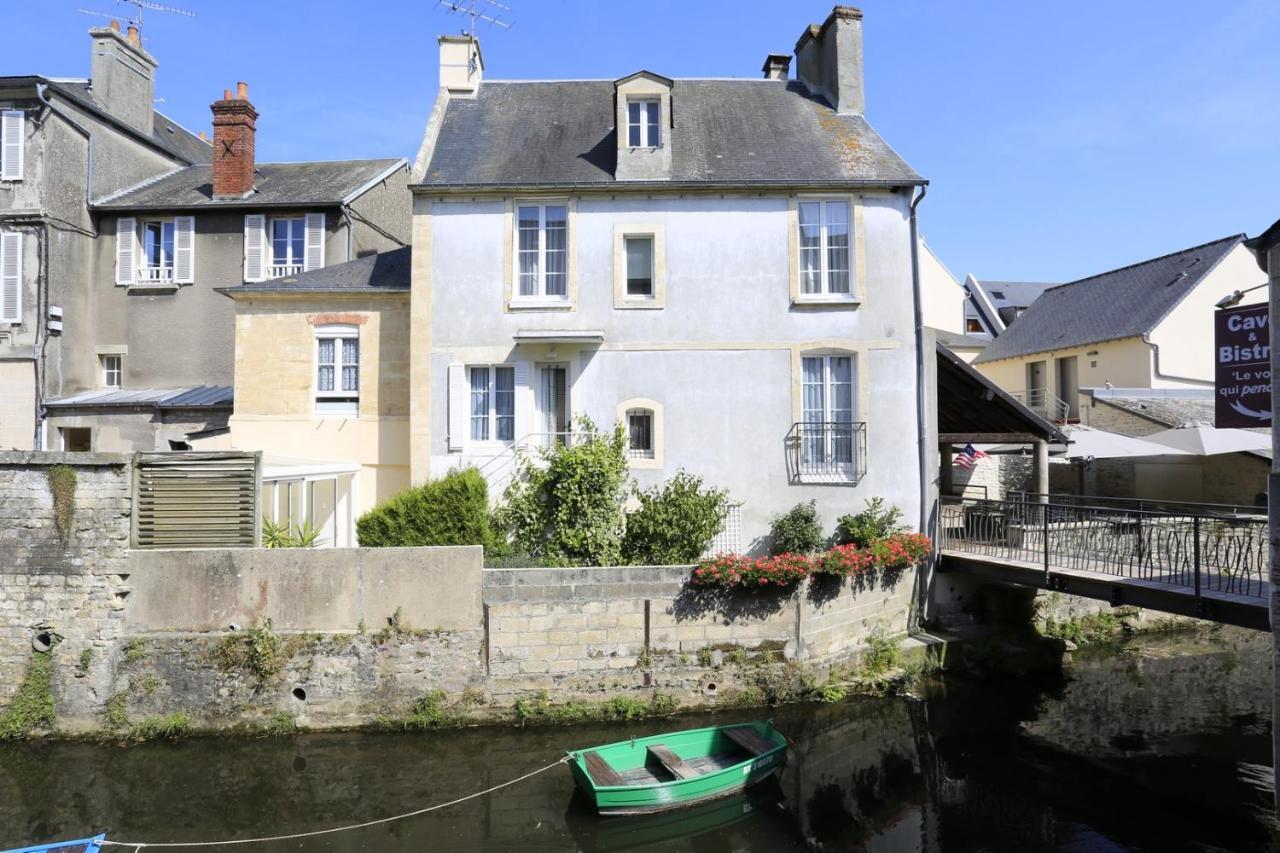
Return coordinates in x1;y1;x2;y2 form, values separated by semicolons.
909;184;931;633
1141;332;1213;388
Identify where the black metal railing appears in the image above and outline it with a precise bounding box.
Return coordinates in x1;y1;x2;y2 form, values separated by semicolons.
939;496;1268;601
1008;491;1266;519
786;421;867;485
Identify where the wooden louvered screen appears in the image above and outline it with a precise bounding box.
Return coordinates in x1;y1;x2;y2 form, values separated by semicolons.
133;451;261;549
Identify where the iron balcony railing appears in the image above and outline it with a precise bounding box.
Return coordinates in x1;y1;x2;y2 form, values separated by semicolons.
1008;491;1266;519
786;421;867;485
939;495;1268;602
1011;388;1071;422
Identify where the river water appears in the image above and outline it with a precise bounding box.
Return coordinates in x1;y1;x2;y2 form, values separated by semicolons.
1;628;1274;852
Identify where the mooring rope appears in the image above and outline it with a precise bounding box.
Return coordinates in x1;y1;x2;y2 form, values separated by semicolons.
99;755;571;849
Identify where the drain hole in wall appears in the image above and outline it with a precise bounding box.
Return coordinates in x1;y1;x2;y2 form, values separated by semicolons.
31;631;53;653
292;687;307;702
703;682;718;696
292;755;308;772
227;624;241;632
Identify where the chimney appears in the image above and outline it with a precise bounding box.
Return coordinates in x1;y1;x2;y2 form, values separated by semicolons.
762;53;791;80
438;35;483;96
210;82;258;200
794;6;864;115
89;23;158;134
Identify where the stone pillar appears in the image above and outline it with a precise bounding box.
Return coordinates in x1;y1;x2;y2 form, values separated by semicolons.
1033;440;1049;500
940;444;953;497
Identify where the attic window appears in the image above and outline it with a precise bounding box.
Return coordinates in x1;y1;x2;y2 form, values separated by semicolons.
627;98;661;148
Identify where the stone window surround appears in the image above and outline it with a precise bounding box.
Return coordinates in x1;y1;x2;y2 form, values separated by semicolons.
612;222;666;310
787;193;867;308
502;198;578;312
616;396;664;470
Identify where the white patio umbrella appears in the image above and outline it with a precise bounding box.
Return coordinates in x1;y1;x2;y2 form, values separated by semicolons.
1055;426;1191;460
1145;424;1272;456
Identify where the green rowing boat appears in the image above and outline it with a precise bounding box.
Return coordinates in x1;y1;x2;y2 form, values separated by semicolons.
566;720;788;816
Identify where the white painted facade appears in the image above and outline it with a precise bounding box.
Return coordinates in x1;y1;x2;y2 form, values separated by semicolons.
420;192;924;549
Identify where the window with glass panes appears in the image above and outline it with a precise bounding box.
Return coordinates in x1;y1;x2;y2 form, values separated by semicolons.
142;221;175;271
315;326;359;415
515;204;568;298
797;200;851;296
270;217;306;270
101;355;122;389
627;408;654;458
624;236;654;296
627;98;661;147
468;365;515;442
801;355;855;467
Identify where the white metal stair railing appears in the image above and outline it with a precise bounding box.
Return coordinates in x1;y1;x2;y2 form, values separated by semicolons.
473;431;587;499
1011;388;1071;423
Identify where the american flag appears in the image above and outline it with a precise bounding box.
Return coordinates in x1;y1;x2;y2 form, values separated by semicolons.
953;443;989;469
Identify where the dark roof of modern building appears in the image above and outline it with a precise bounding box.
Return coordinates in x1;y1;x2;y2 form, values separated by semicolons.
974;279;1059;308
218;247;411;296
936;343;1067;443
94;158;407;210
44;385;232;409
417;79;922;188
973;235;1244;364
931;328;990;351
43;79;212;165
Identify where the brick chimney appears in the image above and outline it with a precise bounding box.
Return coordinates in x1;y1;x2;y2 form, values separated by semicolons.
762;53;791;80
89;22;158;134
794;6;864;115
210;82;257;200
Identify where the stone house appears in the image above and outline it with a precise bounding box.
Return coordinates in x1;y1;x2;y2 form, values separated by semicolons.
0;22;410;455
972;235;1267;422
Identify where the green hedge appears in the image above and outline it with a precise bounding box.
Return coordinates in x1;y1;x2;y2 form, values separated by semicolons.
357;467;493;548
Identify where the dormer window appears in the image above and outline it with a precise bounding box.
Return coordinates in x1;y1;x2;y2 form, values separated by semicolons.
627;98;661;148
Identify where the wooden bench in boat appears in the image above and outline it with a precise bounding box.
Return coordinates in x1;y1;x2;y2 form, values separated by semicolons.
724;725;774;757
584;750;625;786
646;744;695;780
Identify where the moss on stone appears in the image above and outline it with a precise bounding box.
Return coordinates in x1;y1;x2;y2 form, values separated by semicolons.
0;652;56;739
47;464;76;539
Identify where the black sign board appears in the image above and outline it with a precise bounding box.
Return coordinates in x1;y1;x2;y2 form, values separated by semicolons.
1215;303;1271;428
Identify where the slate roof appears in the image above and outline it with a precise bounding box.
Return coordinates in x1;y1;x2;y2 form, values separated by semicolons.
1091;393;1215;428
218;246;411;295
973;235;1244;364
418;79;922;188
45;385;232;409
94;158;407;210
44;79;211;165
931;328;990;351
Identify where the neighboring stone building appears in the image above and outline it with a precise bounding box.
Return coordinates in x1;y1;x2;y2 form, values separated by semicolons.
0;23;410;455
0;23;211;452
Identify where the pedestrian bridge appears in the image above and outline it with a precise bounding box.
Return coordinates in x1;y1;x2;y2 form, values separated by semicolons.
937;495;1271;630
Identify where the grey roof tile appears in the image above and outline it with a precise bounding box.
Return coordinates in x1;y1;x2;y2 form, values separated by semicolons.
973;235;1244;364
931;327;990;350
419;80;922;188
45;385;232;408
94;158;406;210
219;246;410;295
44;79;211;165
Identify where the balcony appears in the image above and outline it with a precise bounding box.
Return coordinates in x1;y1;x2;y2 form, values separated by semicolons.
786;421;867;485
267;263;303;279
1011;388;1071;423
138;266;174;284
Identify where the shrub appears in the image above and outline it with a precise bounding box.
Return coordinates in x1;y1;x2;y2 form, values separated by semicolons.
816;544;876;578
357;467;493;548
869;533;931;570
622;471;730;565
691;553;811;589
769;501;824;555
837;497;905;546
493;418;630;566
262;518;325;548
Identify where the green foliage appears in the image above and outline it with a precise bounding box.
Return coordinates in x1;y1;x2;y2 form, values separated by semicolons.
837;497;906;546
356;467;493;549
266;712;299;736
621;471;730;565
104;692;129;731
122;637;149;666
512;690;678;726
747;662;817;705
48;464;76;539
76;648;94;678
860;630;903;678
0;652;56;739
494;420;631;566
820;684;848;704
696;648;715;667
1040;610;1124;647
769;500;824;555
129;712;192;740
262;517;326;548
212;619;285;682
726;646;748;666
377;689;463;730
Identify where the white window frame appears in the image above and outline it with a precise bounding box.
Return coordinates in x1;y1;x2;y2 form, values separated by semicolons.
800;354;858;480
796;197;854;300
623;235;655;298
467;364;516;446
626;408;655;459
512;201;569;303
314;324;360;417
268;216;306;278
626;98;661;148
139;219;176;284
616;397;663;469
101;354;122;389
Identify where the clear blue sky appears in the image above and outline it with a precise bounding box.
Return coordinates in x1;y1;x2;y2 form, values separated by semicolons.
9;0;1279;283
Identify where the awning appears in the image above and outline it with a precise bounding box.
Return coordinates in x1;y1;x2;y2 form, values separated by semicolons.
513;329;605;344
1145;425;1272;456
262;457;361;480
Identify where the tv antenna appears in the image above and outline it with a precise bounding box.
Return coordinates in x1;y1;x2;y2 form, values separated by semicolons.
78;0;195;35
437;0;512;34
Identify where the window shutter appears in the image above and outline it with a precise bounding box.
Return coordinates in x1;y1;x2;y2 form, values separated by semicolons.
447;362;468;451
0;232;21;323
304;213;326;271
514;361;533;442
1;111;22;181
115;217;136;286
173;216;195;284
243;214;266;281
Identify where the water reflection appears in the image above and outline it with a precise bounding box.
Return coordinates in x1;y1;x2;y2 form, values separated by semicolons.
0;629;1273;852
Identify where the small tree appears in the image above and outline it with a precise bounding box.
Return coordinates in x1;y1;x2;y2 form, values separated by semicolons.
493;418;630;566
357;467;493;548
837;497;906;546
622;471;730;565
769;500;824;555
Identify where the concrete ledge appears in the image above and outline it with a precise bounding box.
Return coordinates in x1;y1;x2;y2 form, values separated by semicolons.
126;545;483;633
0;451;131;466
